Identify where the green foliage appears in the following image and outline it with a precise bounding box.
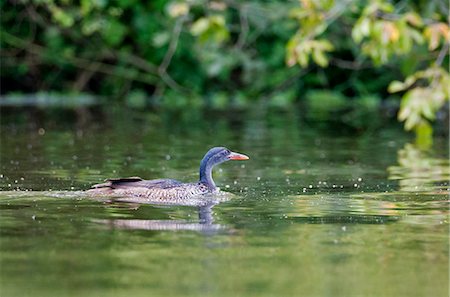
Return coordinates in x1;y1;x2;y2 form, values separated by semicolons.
1;0;448;137
389;66;449;130
285;0;449;137
190;15;229;44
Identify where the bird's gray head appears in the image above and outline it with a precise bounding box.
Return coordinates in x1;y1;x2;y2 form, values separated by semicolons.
199;147;249;188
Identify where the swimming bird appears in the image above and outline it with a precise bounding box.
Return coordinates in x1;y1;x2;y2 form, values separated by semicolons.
87;147;249;202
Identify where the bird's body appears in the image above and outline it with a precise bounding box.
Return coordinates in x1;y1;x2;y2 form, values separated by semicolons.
86;147;248;203
87;177;210;201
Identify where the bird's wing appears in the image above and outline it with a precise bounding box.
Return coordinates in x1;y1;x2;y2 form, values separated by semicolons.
90;177;183;190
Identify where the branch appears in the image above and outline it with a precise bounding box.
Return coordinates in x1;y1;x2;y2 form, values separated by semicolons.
159;18;184;73
235;5;249;49
157;17;190;93
2;31;159;85
435;42;449;67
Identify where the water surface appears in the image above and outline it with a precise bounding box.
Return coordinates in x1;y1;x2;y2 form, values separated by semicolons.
1;109;448;297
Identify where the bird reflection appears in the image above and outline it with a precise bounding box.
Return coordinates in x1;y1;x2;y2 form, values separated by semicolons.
95;204;226;233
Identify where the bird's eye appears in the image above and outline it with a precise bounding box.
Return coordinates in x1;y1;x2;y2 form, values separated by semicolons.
225;149;230;154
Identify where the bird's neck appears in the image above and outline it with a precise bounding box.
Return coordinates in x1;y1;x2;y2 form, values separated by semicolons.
199;161;216;190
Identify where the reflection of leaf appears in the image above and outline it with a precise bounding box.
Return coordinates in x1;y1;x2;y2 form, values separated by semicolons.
305;90;347;120
388;143;450;192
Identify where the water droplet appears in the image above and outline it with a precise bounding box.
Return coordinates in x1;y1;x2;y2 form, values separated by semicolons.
256;177;261;181
165;155;171;160
32;215;36;220
357;177;362;182
309;185;313;188
38;128;45;135
342;226;346;231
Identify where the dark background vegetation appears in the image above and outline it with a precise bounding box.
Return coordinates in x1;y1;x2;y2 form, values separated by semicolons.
1;0;449;141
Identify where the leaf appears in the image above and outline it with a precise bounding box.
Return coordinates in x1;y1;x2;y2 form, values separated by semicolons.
388;81;405;93
191;18;210;36
404;12;423;27
152;32;170;47
421;101;435;120
404;113;419;130
102;19;127;46
296;49;308;67
352;25;363;43
190;15;229;44
81;0;92;16
167;3;189;18
312;49;328;67
319;40;334;51
424;26;440;50
409;29;424;44
360;18;371;36
50;5;75;28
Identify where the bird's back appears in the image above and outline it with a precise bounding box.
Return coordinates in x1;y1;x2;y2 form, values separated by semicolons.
87;177;210;201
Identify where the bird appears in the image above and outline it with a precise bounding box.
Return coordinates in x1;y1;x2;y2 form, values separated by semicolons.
86;147;249;203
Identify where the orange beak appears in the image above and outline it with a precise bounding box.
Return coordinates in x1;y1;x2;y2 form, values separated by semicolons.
229;152;249;160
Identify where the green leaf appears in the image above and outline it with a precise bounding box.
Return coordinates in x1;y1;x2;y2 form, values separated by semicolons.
388;81;405;93
191;18;210;36
312;49;328;67
50;6;74;28
297;50;308;67
102;19;127;46
421;102;434;120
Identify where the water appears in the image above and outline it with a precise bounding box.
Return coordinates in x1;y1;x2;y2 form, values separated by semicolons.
1;109;449;297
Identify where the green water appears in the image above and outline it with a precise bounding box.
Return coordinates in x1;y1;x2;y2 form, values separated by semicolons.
0;110;449;297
